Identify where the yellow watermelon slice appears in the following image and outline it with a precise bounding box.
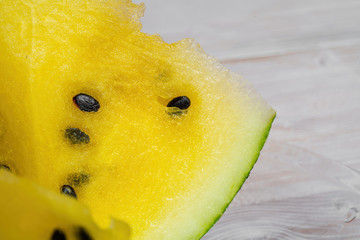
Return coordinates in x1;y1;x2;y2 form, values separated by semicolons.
0;0;275;239
0;170;130;240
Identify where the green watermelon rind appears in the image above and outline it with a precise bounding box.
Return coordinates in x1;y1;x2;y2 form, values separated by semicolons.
199;111;276;239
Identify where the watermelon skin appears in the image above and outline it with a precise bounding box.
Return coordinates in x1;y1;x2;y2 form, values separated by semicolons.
201;113;275;239
0;170;131;240
0;0;275;239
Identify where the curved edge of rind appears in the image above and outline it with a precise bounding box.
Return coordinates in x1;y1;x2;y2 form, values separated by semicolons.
198;110;276;239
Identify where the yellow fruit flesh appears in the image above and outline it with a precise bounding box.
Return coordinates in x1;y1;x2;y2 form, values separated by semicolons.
0;0;275;239
0;170;130;240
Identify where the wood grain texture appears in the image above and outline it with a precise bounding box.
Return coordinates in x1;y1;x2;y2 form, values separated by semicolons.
135;0;360;239
204;141;360;239
137;0;360;60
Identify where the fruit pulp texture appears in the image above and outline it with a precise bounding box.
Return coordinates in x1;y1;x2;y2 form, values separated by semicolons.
0;0;275;239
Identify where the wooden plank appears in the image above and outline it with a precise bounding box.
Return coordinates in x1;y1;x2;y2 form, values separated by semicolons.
223;46;360;168
136;0;360;60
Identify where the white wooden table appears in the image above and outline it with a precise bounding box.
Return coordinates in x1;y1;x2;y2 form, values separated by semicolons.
135;0;360;239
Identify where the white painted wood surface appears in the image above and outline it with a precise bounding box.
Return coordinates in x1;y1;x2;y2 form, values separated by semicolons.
134;0;360;239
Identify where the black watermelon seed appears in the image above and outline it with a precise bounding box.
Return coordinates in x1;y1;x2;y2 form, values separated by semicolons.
61;185;77;199
51;229;66;240
76;227;93;240
73;94;100;112
0;164;10;171
67;173;90;187
167;96;191;110
65;128;90;144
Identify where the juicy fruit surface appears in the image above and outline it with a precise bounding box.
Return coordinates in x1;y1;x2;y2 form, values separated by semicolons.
0;170;130;240
0;0;275;239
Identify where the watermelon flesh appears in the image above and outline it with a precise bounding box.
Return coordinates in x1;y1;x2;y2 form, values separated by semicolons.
0;170;131;240
0;0;275;239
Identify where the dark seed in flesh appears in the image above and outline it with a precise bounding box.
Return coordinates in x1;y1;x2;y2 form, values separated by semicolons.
61;185;77;199
73;94;100;112
65;128;90;144
0;164;10;171
76;227;93;240
167;96;191;110
51;229;66;240
67;173;90;187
